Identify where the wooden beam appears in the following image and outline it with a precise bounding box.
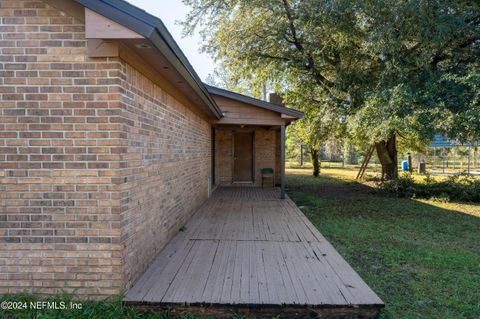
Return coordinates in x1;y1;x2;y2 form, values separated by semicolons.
85;8;143;39
280;125;286;199
214;118;286;126
87;39;119;57
213;125;280;131
281;114;296;119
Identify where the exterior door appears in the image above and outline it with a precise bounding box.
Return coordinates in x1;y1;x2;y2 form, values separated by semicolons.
233;132;253;182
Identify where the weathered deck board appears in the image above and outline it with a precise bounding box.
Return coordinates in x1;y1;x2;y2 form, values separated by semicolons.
125;187;384;318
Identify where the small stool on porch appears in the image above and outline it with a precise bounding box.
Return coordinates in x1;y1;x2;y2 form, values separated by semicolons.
261;168;275;187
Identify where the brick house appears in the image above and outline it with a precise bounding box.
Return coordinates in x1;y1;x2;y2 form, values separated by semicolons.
0;0;302;297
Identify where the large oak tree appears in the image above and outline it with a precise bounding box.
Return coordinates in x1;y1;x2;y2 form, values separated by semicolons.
184;0;479;179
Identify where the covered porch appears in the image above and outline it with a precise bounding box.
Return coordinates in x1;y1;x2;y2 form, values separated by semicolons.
124;187;384;318
213;125;283;188
208;86;303;198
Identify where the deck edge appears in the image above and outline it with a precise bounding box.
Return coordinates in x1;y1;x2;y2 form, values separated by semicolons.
124;300;384;319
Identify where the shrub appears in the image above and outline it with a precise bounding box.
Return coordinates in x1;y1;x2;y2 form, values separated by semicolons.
379;174;480;202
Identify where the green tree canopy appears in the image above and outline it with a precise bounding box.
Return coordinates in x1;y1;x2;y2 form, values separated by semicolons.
184;0;480;178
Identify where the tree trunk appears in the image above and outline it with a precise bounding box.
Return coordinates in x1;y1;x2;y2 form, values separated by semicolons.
375;134;398;180
474;147;478;169
300;144;303;166
311;148;320;177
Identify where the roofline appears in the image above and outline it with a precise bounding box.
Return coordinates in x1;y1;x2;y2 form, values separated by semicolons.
75;0;223;119
205;85;304;119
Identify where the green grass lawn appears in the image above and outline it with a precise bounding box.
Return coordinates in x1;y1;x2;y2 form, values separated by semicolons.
286;167;480;319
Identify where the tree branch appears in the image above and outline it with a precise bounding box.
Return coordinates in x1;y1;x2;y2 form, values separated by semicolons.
257;53;294;62
431;35;479;66
280;0;334;89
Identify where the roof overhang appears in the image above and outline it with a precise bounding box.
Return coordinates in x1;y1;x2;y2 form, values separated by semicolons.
206;85;304;120
75;0;223;119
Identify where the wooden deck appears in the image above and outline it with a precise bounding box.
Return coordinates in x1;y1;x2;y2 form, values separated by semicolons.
124;187;384;318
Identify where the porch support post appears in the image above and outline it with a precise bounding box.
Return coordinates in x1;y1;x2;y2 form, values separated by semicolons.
280;125;286;199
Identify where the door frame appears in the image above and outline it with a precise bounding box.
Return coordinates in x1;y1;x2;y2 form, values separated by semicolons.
232;130;255;183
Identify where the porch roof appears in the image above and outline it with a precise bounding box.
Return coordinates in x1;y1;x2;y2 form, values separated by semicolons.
206;85;304;120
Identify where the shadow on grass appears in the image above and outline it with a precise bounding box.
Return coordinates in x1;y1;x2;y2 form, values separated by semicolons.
286;168;480;319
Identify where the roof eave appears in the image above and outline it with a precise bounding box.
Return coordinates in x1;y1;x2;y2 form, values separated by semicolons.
205;85;304;119
75;0;223;119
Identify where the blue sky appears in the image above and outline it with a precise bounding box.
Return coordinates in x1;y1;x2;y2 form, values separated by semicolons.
127;0;216;80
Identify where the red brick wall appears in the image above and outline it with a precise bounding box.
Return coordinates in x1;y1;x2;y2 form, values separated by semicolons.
215;129;233;185
0;0;212;297
254;130;278;186
118;62;212;289
0;0;125;297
